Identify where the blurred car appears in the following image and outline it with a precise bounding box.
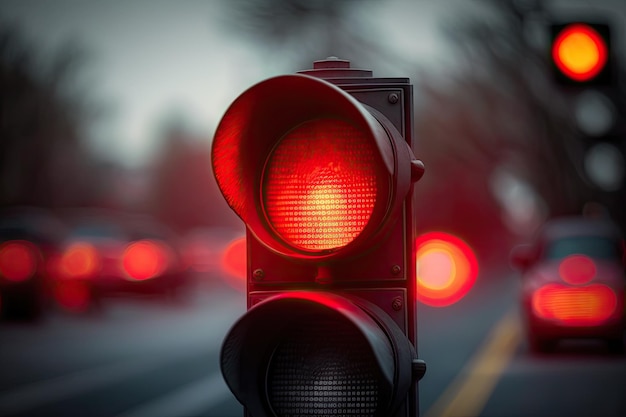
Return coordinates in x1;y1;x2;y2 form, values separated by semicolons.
0;206;67;320
58;209;189;305
511;216;626;353
115;213;190;300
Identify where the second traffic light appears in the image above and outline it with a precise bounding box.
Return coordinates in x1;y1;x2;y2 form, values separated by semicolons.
213;58;426;416
550;21;613;85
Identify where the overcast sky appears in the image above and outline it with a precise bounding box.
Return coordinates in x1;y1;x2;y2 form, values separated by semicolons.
1;0;624;168
0;0;467;168
0;1;273;166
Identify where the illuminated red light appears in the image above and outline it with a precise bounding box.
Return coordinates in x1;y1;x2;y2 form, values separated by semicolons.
532;283;618;326
263;118;381;252
123;240;169;281
60;242;100;279
558;254;596;285
415;232;478;307
0;241;38;282
552;24;608;82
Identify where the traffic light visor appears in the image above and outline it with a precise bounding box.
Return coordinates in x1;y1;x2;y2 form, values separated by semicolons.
212;74;406;258
552;24;608;82
220;292;414;416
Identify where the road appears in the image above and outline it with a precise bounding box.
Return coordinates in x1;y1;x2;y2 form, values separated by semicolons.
1;270;625;417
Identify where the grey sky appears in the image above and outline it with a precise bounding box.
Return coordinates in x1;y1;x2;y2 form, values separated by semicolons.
0;0;474;167
1;0;624;167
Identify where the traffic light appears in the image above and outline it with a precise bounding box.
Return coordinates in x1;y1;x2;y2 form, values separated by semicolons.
213;57;426;417
415;231;478;308
548;18;626;193
550;22;612;85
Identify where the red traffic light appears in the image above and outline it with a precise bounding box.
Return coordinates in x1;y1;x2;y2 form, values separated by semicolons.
415;232;478;307
213;59;425;417
551;23;610;83
263;118;381;252
212;74;414;260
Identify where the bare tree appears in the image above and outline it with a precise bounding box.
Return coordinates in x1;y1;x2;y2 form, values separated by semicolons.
149;123;240;233
219;0;378;69
0;22;104;209
414;0;594;225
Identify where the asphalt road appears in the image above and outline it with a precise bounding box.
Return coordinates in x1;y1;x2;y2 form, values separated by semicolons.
0;271;625;417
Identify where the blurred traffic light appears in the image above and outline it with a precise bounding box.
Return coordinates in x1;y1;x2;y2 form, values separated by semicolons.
220;236;247;291
213;58;426;416
415;232;478;308
548;18;626;193
550;22;612;85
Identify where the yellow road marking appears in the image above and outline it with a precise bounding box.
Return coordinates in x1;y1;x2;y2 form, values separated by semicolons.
424;308;521;417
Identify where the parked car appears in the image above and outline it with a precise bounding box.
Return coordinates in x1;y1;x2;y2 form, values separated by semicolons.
0;206;66;320
510;216;626;353
58;209;189;304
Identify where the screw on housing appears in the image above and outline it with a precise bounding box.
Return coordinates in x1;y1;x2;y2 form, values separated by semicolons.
252;269;264;281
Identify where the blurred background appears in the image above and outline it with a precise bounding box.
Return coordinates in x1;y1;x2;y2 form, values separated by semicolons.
1;1;625;416
2;0;626;267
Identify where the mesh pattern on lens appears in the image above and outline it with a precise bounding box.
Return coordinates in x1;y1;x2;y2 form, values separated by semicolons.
263;118;379;252
268;316;381;416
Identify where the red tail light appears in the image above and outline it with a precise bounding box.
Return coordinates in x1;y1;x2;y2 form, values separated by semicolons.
559;254;596;285
0;241;38;282
123;240;169;281
532;283;618;326
263;118;383;252
415;232;478;307
60;242;100;279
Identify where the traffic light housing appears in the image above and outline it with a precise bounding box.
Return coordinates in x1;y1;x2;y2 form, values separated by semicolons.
213;58;426;417
547;18;626;194
550;21;613;85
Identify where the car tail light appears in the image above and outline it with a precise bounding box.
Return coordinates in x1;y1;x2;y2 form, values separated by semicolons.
60;242;101;279
559;254;596;285
532;283;618;325
0;240;39;282
122;240;169;281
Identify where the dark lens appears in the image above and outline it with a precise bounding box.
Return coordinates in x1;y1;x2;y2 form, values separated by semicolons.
267;314;387;416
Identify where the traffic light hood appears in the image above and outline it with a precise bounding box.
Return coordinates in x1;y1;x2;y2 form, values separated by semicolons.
212;74;414;258
220;291;416;416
